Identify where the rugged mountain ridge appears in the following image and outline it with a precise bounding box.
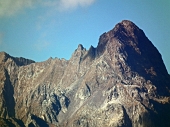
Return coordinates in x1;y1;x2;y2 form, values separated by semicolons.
0;20;170;127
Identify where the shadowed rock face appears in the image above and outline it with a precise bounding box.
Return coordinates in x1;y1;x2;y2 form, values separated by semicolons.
0;20;170;127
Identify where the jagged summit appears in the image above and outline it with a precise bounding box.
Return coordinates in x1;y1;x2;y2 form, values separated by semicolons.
96;20;169;94
73;20;169;94
96;20;142;56
78;20;168;80
0;20;170;127
112;20;142;39
113;20;139;32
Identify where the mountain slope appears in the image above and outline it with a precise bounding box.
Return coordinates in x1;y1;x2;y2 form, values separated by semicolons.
0;20;170;127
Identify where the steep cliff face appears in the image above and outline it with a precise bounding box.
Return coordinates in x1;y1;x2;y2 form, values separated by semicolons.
0;20;170;127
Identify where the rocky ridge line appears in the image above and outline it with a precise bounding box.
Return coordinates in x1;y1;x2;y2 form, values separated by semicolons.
0;20;170;127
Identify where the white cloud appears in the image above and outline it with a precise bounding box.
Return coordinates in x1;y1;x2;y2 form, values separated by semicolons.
0;0;36;17
0;0;96;17
59;0;96;11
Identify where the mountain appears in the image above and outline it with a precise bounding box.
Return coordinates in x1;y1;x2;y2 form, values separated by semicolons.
0;20;170;127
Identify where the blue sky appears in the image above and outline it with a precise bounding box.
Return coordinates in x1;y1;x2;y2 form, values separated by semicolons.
0;0;170;73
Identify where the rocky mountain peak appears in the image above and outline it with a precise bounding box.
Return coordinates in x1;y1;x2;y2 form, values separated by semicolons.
112;20;140;38
96;20;141;56
96;20;169;95
115;20;138;31
77;44;85;50
0;20;170;127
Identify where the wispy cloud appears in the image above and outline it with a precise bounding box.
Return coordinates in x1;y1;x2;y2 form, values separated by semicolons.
0;0;96;17
0;0;36;17
58;0;96;11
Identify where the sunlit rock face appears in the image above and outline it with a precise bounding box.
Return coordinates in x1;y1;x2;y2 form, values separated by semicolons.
0;20;170;127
